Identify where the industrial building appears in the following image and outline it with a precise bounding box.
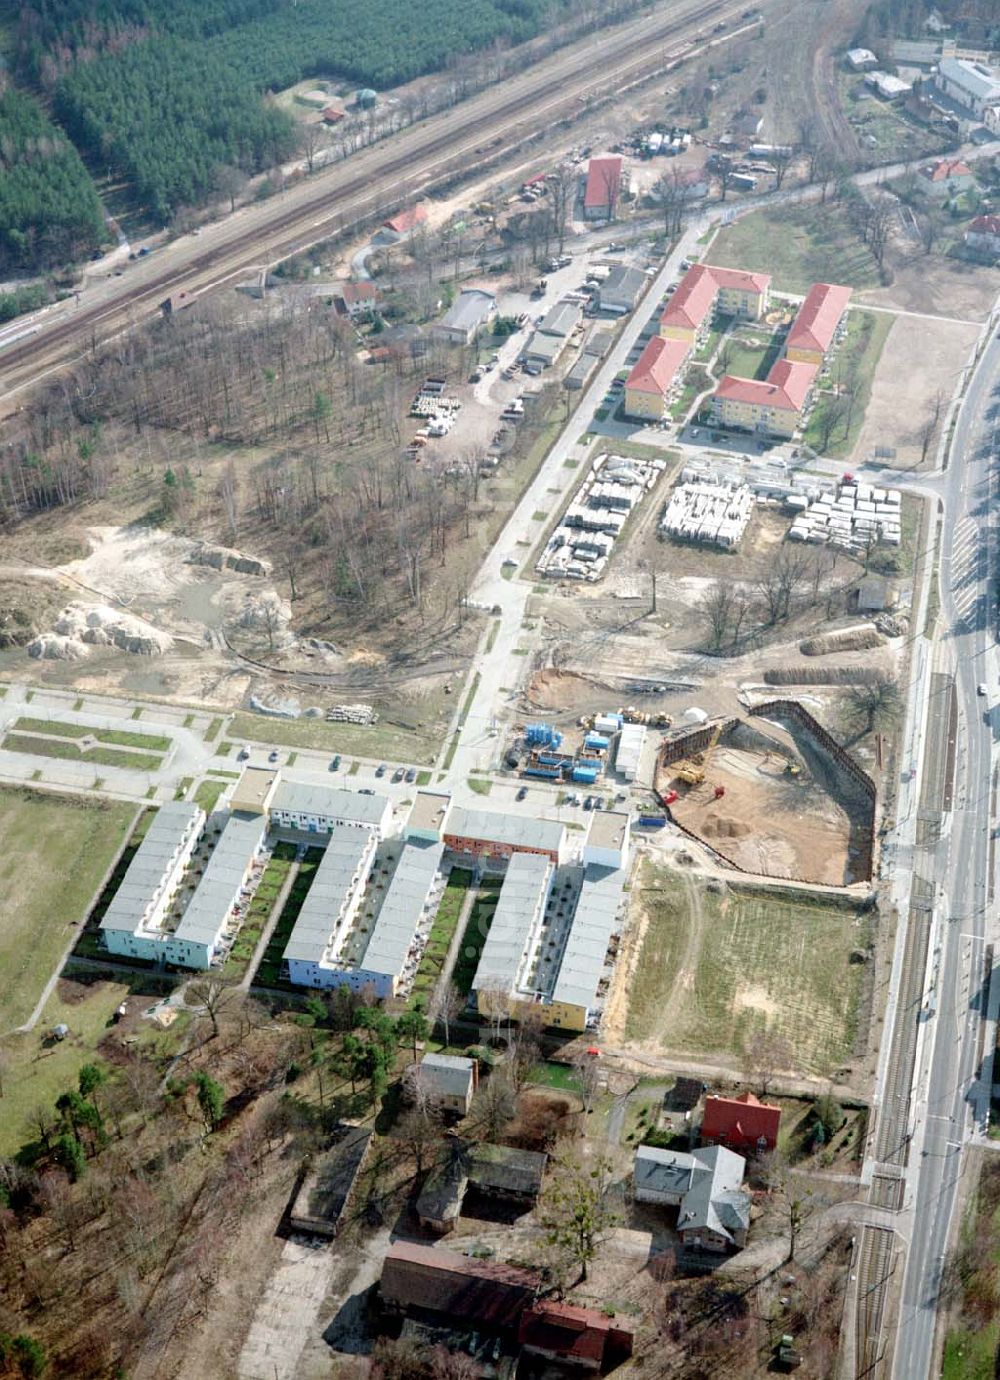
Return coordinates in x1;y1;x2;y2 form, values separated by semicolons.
522;300;582;373
598;265;647;315
99;801;205;962
615;722;647;782
435;289;497;345
380;1241;541;1328
269;779;392;836
165;812;267;969
935;56;1000;117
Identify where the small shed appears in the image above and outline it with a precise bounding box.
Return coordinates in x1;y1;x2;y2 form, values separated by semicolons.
857;575;891;612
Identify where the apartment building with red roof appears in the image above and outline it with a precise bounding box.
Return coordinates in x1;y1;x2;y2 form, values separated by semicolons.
623;335;691;420
660;264;771;346
712;359;818;438
583;157;624;221
785;283;853;366
701;1092;781;1152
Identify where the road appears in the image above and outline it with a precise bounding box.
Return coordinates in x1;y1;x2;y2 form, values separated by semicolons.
0;0;756;410
888;311;1000;1379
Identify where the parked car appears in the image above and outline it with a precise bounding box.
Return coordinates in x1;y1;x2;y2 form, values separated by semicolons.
978;683;988;697
392;767;405;782
359;788;375;795
375;763;387;777
329;754;341;771
405;768;417;783
268;749;279;763
583;795;594;810
238;745;250;761
516;786;528;801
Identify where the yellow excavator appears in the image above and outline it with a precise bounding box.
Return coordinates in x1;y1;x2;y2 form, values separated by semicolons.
674;720;724;787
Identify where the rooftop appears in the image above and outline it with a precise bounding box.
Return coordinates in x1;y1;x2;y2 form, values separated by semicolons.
626;334;690;397
473;851;552;992
585;809;629;851
519;1302;631;1365
636;1143;750;1244
380;1240;541;1325
407;790;452;835
702;1091;781;1145
171;812;264;948
552;863;626;1012
271;778;390;828
281;823;375;965
100;801;203;937
420;1052;475;1097
601;264;647;299
228;767;278;815
584;156;623;210
446;805;565;854
340;280;379;304
538;301;582;337
938;55;1000;101
439;289;497;334
661;263;771;333
923;156;973;181
715;358;818;411
968;214;1000;236
383;205;428;234
786;282;852;355
361;839;444;978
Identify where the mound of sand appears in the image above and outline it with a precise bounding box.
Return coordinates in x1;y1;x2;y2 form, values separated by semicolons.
186;543;271;577
699;815;750;839
30;603;172;659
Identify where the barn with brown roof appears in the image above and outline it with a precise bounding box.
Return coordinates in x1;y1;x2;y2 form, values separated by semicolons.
380;1241;541;1328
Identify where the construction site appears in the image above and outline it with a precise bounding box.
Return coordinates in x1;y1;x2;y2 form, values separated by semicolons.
654;702;876;887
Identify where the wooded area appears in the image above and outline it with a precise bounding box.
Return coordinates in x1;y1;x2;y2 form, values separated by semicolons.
0;87;103;273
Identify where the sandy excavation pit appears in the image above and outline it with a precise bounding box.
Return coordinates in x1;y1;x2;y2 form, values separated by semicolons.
665;720;874;887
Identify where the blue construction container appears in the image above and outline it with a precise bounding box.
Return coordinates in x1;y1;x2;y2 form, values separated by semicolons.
584;733;610;751
537;752;572;768
525;722;563;750
524;765;561;780
638;814;667;828
572;764;600;784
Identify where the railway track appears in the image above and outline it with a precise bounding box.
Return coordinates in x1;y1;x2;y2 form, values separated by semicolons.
0;0;758;405
854;1226;895;1379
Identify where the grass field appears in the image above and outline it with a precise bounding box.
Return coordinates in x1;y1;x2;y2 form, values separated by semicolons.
229;710;440;765
3;732;163;772
194;778;229;814
452;882;501;995
254;846;324;987
626;869;871;1077
803;309;893;457
12;716;172;752
709;204;880;295
0;788;136;1031
942;1156;1000;1380
0;978;132;1158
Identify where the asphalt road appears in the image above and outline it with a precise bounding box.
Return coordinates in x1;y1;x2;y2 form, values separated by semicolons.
891;319;1000;1378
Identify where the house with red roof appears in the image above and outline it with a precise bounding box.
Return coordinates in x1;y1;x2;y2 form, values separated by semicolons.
518;1302;634;1372
380;1240;540;1329
382;204;428;239
584;156;624;221
712;359;817;438
623;335;691;420
321;103;346;124
920;157;975;194
785;283;853;366
660;263;771;347
701;1091;781;1153
336;280;381;318
965;214;1000;258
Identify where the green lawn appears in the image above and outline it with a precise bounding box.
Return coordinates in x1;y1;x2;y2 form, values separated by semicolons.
3;732;163;772
802;308;893;458
12;716;171;752
0;787;137;1030
468;778;492;796
194;778;229;814
253;845;322;987
452;884;501;995
626;869;870;1077
408;867;473;1009
710;203;880;295
229;710;441;765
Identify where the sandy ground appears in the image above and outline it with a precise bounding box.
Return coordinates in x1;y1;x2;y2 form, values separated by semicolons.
857;249;1000;321
852;313;982;468
668;742;863;886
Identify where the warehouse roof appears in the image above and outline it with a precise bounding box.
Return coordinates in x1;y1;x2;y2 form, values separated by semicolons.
360;840;443;977
446;806;565;854
472;852;552;992
615;722;646;777
937;55;1000;103
524;330;566;365
538;301;582;338
626;335;689;397
100;801;203;937
599;264;646;305
172;813;265;948
271;779;389;827
552;863;626;1012
786;283;852;356
380;1240;540;1325
715;359;817;411
282;824;375;964
439;289;496;335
